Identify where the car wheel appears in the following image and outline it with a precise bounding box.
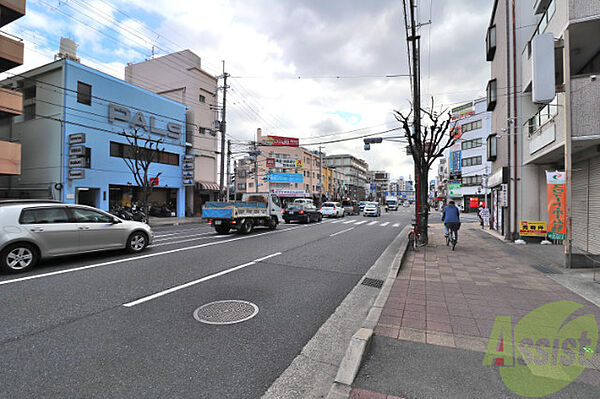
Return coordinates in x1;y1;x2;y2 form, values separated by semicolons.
240;219;253;234
318;214;322;222
126;231;148;253
1;242;39;273
268;216;278;230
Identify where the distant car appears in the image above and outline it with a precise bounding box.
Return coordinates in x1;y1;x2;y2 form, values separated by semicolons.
403;202;410;208
0;200;154;273
283;203;322;224
341;200;359;215
359;201;368;212
319;202;344;218
363;202;381;217
292;198;314;205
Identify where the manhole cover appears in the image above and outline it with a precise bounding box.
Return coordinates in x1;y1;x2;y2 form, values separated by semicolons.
193;300;259;325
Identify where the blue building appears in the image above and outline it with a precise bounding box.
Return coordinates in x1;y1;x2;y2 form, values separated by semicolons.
0;58;188;216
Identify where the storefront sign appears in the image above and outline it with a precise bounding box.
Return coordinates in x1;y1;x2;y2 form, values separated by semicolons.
182;179;194;186
68;157;85;168
271;189;308;197
149;177;159;186
546;171;566;240
69;145;85;156
263;136;299;147
451;101;474;121
448;182;461;197
470;197;480;208
449;151;462;173
68;169;85;179
68;133;86;145
266;158;276;168
274;158;301;169
267;172;303;183
182;162;194;170
501;183;508;207
182;170;194;178
520;221;547;237
108;103;182;139
182;155;194;162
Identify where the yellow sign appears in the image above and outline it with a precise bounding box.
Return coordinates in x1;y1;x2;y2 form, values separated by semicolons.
519;221;547;237
295;159;303;169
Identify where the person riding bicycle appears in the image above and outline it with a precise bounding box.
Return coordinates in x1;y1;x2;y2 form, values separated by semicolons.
442;200;461;240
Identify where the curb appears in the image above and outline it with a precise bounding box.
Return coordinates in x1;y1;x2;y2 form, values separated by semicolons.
148;218;206;227
327;225;411;398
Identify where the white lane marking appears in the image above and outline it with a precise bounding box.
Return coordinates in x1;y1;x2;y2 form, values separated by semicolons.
380;222;390;227
122;252;282;307
343;219;356;224
330;220;342;224
0;226;305;287
367;221;378;226
393;223;400;227
354;221;367;225
330;227;355;237
154;228;209;237
154;232;212;242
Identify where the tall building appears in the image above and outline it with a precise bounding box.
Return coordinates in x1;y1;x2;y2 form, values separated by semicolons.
324;154;369;201
0;0;25;178
369;170;389;202
486;0;600;266
444;98;492;213
125;50;220;215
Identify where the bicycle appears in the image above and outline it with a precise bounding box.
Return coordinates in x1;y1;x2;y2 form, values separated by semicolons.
445;222;460;251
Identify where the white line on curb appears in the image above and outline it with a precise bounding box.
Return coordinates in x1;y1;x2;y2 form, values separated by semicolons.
330;227;355;237
122;252;282;307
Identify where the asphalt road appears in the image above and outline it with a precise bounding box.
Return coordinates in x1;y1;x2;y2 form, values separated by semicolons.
0;208;412;398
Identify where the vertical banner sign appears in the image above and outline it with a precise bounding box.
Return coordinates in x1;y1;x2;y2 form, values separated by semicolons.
545;171;566;240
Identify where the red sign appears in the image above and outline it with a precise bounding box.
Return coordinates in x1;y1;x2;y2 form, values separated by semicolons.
266;158;276;168
450;125;462;139
149;177;159;186
469;197;480;208
264;135;299;147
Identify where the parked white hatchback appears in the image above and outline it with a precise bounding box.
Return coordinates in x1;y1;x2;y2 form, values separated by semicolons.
319;202;344;218
0;200;154;273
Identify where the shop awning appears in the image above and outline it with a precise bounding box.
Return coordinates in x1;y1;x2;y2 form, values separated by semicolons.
196;182;221;191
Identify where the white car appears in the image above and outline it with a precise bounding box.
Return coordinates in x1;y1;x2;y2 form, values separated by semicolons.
293;198;314;205
363;202;381;217
319;202;344;218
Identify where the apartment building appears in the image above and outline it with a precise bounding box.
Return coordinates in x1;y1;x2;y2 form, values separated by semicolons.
486;0;600;266
0;0;25;180
125;50;220;215
324;154;369;201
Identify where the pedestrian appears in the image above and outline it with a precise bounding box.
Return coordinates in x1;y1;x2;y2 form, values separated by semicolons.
478;203;484;228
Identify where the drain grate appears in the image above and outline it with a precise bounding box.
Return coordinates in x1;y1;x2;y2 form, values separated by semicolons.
193;300;259;325
362;277;384;288
530;265;562;274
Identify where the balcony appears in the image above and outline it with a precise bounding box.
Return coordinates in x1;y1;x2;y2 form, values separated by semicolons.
0;139;21;175
0;0;25;27
0;31;23;72
0;86;21;117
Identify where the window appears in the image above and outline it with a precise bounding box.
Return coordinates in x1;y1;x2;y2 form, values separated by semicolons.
461;138;483;150
462;156;482;167
238;170;246;178
84;147;92;168
23;104;35;121
462;120;482;133
461;175;483;186
199;127;206;134
486;25;496;61
109;141;179;166
71;208;113;223
238;183;246;190
77;81;92;105
22;85;36;100
526;98;559;136
199;94;206;103
487;79;497;111
487;134;497;161
248;182;254;188
19;207;70;224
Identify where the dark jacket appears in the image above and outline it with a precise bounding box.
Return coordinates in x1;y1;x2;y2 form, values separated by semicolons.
442;205;460;223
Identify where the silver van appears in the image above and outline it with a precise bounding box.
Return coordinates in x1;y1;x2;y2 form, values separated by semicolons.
0;200;154;273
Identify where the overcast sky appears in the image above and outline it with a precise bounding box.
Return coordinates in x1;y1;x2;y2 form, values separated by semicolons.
5;0;494;181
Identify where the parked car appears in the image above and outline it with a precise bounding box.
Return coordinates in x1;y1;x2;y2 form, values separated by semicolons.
0;200;154;273
363;202;381;217
283;203;322;224
319;202;344;218
341;200;359;215
359;201;368;213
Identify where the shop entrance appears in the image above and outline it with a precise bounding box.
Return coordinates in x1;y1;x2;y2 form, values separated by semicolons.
76;188;99;207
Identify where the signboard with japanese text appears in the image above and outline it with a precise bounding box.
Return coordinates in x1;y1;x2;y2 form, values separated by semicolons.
263;136;299;147
448;182;461;197
271;189;308;197
274;158;302;169
546;171;566;240
449;151;462;173
267;172;303;183
520;221;547;237
266;158;276;168
451;101;474;121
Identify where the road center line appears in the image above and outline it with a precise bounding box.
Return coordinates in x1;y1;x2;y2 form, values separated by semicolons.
330;227;355;237
122;252;282;307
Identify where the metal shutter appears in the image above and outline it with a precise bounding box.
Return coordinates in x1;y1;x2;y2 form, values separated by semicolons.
571;160;589;252
587;156;600;254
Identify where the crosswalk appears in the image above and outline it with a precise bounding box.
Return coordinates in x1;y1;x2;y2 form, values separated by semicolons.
328;219;403;228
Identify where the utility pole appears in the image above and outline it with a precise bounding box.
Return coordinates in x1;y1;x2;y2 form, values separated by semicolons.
253;141;259;193
318;146;323;206
218;61;229;201
226;140;231;201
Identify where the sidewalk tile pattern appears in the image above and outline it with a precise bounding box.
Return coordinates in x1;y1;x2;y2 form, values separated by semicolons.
376;224;600;372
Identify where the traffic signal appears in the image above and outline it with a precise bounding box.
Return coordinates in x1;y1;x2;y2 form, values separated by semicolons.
363;137;383;144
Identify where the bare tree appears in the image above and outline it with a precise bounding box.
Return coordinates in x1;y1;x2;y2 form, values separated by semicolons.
394;98;457;245
119;129;165;221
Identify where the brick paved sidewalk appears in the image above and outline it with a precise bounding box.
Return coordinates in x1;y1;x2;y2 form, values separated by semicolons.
349;223;600;398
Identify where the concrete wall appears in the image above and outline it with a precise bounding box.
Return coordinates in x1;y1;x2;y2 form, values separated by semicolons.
570;0;600;20
571;76;600;137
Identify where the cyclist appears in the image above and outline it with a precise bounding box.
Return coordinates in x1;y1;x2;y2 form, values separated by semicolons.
442;200;461;241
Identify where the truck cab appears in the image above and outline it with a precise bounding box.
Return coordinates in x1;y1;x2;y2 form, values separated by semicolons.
242;193;285;224
385;197;399;211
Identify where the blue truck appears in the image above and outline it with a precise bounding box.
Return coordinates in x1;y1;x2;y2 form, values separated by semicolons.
202;193;285;234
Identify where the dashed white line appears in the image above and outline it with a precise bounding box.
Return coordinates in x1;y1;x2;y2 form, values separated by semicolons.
354;220;367;225
380;222;390;227
330;227;355;237
330;220;342;224
393;223;400;227
343;219;356;224
367;221;378;226
122;252;282;307
154;232;213;242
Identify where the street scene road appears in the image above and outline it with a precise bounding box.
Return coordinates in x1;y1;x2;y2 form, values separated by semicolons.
0;210;411;398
